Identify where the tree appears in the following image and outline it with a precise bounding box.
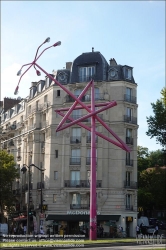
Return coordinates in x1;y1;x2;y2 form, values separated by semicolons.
137;146;150;173
146;88;166;147
0;150;19;222
138;167;166;216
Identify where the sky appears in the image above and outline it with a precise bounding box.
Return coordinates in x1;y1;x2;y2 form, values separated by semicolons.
1;1;165;152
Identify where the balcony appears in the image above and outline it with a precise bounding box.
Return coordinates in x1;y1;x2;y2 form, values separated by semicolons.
70;136;81;144
124;181;137;189
64;180;102;188
86;136;98;143
86;157;97;165
70;157;81;165
70;204;90;209
126;159;134;167
124;115;137;125
65;93;104;103
126;137;133;145
124;94;137;104
78;74;97;83
37;182;44;189
125;205;133;211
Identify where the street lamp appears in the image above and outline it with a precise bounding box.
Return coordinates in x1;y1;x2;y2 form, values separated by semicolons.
21;163;45;235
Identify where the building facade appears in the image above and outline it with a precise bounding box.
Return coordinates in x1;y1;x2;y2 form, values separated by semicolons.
0;50;138;237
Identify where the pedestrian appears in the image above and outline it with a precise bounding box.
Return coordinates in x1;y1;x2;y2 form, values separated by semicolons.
23;225;27;235
99;225;104;238
154;225;158;236
40;227;44;234
136;225;140;237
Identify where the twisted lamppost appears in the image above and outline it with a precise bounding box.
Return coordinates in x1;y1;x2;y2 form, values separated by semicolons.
21;164;45;235
15;37;131;240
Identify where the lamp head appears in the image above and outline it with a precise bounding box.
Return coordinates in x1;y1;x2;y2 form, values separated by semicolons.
44;37;50;43
36;70;41;76
17;69;22;76
14;85;19;95
53;41;61;47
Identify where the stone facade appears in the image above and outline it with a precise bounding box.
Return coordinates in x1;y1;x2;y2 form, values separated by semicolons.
0;51;138;237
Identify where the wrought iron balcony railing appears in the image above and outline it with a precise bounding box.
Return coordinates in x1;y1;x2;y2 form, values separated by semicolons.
86;157;97;165
37;182;44;189
70;157;81;165
124;94;137;104
70;136;81;144
126;137;133;145
86;136;98;143
124;181;137;189
125;205;133;211
124;115;137;124
65;93;104;103
70;204;90;209
64;180;102;188
126;159;134;166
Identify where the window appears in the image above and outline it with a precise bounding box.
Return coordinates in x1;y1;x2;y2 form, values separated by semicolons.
126;87;132;102
57;90;60;97
79;66;95;82
71;149;80;157
125;68;132;80
55;150;58;158
70;171;80;186
72;128;81;142
74;89;82;97
54;171;58;180
72;193;81;205
126;128;133;144
46;77;50;88
72;109;81;120
94;88;99;100
126;194;131;208
126;107;132;120
53;194;56;202
38;84;41;92
126;171;131;186
87;170;97;186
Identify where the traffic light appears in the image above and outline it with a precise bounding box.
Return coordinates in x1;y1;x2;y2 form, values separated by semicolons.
28;209;34;216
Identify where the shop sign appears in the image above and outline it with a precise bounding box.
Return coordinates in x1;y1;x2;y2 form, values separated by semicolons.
126;216;133;222
67;210;101;215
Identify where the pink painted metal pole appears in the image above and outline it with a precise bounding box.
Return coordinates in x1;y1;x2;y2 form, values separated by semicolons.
90;80;97;240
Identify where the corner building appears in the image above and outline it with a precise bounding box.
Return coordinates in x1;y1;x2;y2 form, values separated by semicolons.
0;50;138;237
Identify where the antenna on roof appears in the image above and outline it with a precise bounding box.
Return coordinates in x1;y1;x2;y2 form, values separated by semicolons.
92;47;94;52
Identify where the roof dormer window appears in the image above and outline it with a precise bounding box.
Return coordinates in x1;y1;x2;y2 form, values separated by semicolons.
79;66;95;82
125;68;132;80
38;83;41;92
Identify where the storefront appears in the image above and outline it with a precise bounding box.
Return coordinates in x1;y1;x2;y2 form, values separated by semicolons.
46;213;121;235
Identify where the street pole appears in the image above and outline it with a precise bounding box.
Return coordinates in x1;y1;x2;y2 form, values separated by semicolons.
41;171;43;214
27;165;30;236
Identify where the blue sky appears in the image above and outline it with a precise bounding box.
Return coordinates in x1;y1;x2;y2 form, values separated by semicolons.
1;1;165;152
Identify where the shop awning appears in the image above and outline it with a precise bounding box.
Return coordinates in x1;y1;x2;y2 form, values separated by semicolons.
46;214;120;222
13;215;27;221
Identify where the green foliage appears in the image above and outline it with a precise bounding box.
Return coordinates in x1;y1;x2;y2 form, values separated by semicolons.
137;146;150;173
0;150;19;215
146;88;166;147
138;168;166;211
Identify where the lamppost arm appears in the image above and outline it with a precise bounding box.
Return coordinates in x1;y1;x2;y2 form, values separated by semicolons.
14;39;61;95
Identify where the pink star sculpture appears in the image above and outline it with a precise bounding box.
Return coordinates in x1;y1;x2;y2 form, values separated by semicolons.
14;38;131;240
55;79;131;240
